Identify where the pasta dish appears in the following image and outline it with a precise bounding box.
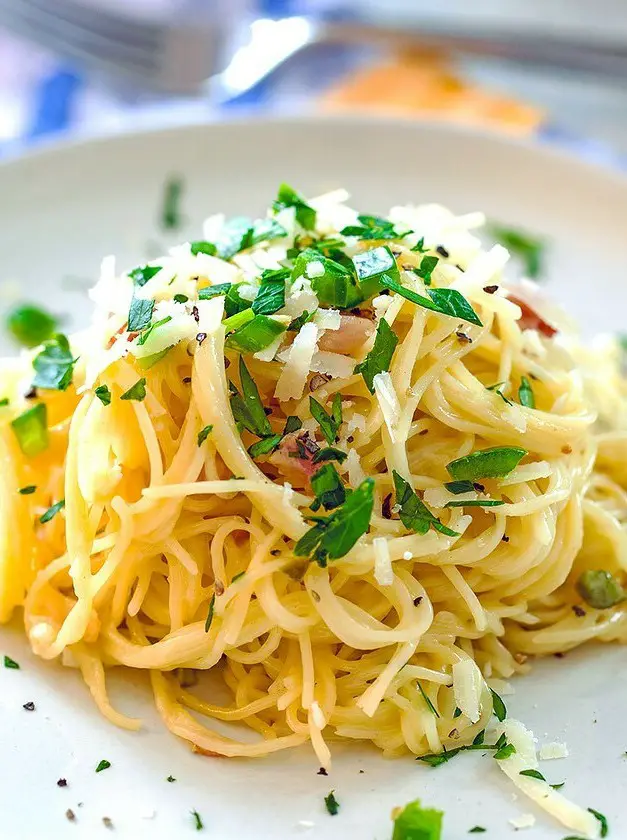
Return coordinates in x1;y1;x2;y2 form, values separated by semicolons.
1;185;623;838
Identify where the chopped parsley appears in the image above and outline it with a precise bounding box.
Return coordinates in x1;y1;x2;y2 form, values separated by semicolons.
283;415;303;435
380;275;482;327
11;403;48;457
19;485;36;495
354;318;398;394
161;175;184;230
198;282;232;302
490;225;544;279
95;759;111;773
310;393;342;445
248;434;282;459
166;775;176;782
204;593;216;633
4;655;19;669
230;357;272;438
392;798;443;840
446;447;527;482
518;376;535;408
311;447;347;465
412;255;439;286
273;183;316;230
490;688;507;722
94;385;112;406
6;303;58;348
444;499;505;508
341;214;406;241
444;480;475;495
252;274;287;316
519;769;545;781
127;297;154;332
417;732;515;767
225;314;285;353
39;499;65;524
197;425;213;446
310;463;346;511
191;810;204;831
469;829;486;834
128;265;161;287
587;808;608;837
352;245;400;299
324;791;339;816
417;681;439;717
32;334;76;391
190;241;217;257
576;569;625;609
214;216;287;260
173;293;189;303
494;742;516;760
292;249;357;308
120;378;147;402
294;478;374;567
393;471;459;537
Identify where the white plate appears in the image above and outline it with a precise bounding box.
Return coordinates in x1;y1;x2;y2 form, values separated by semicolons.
0;117;625;840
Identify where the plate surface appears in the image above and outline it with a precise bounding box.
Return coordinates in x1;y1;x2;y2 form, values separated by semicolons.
0;117;626;840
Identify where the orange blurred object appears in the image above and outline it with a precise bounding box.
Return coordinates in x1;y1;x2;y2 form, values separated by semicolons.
323;51;543;135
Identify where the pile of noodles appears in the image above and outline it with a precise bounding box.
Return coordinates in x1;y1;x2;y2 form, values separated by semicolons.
1;188;624;838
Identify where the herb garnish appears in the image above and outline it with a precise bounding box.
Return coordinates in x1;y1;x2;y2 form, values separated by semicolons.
486;382;513;406
197;425;213;446
94;385;112;406
391;798;443;840
127;297;154;332
11;403;48;457
6;304;58;348
19;485;36;495
293;249;356;308
312;447;347;465
310;463;346;511
248;435;282;458
518;376;535;408
283;416;302;435
354;319;398;394
380;275;482;327
198;282;232;302
469;829;486;834
417;681;440;717
128;265;161;287
393;471;459;537
191;810;204;831
225;314;285;353
40;499;65;524
417;732;515;767
230;357;272;438
412;255;439;286
4;655;19;669
294;478;374;567
588;807;608;837
252;277;286;316
341;214;406;241
444;499;505;508
446;447;527;481
490;225;544;279
204;594;216;633
310;394;342;445
95;759;111;773
0;398;8;407
166;775;176;783
352;245;400;299
32;334;76;391
120;378;147;402
324;791;340;816
274;183;316;230
444;480;475;495
190;241;217;257
576;569;625;609
519;769;545;781
490;688;507;722
161;175;184;230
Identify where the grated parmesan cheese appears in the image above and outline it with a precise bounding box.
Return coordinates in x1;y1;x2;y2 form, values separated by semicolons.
373;537;393;586
310;351;354;380
305;260;325;279
275;322;319;401
452;659;482;723
539;741;569;761
509;813;536;830
313;308;341;331
345;449;366;488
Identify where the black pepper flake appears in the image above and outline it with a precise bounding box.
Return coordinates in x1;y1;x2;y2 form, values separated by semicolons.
182;376;192;384
57;778;68;787
264;407;273;415
65;809;76;822
192;305;199;323
270;549;281;556
455;264;465;272
483;285;498;294
554;652;565;659
347;436;354;443
196;332;207;344
382;493;393;520
102;817;113;829
562;445;572;455
502;535;510;543
418;428;429;436
311;590;321;603
436;245;449;258
309;373;331;392
24;386;38;400
413;596;423;606
473;483;485;493
317;767;328;776
456;331;472;344
22;701;35;711
359;769;365;774
572;605;586;617
529;372;539;380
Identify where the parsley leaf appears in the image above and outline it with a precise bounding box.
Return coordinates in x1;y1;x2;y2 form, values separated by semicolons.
232;357;272;437
352;245;400;299
392;798;443;840
446;447;527;481
95;759;111;773
311;447;347;465
161;175;184;230
354;318;398;393
490;225;544;279
197;425;213;446
292;249;357;308
324;791;339;817
19;485;37;495
273;183;316;230
248;434;282;459
94;385;111;406
393;470;459;538
519;769;545;781
120;378;147;402
341;214;406;241
40;499;65;524
11;403;48;457
6;304;58;348
444;480;475;494
490;688;507;722
469;828;486;833
310;463;346;511
198;282;232;301
225;314;285;353
283;415;303;435
190;241;217;257
213;216;287;259
381;275;482;327
128;265;161;287
32;334;76;391
309;393;342;444
518;376;535;409
4;655;19;669
587;809;608;838
444;499;505;508
294;478;374;567
252;277;286;316
127;297;154;332
191;810;204;831
204;593;216;632
413;255;439;286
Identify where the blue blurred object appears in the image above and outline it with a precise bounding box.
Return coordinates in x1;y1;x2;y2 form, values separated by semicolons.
26;67;82;139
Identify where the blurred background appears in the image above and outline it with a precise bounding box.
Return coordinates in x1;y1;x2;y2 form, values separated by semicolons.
3;0;627;161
